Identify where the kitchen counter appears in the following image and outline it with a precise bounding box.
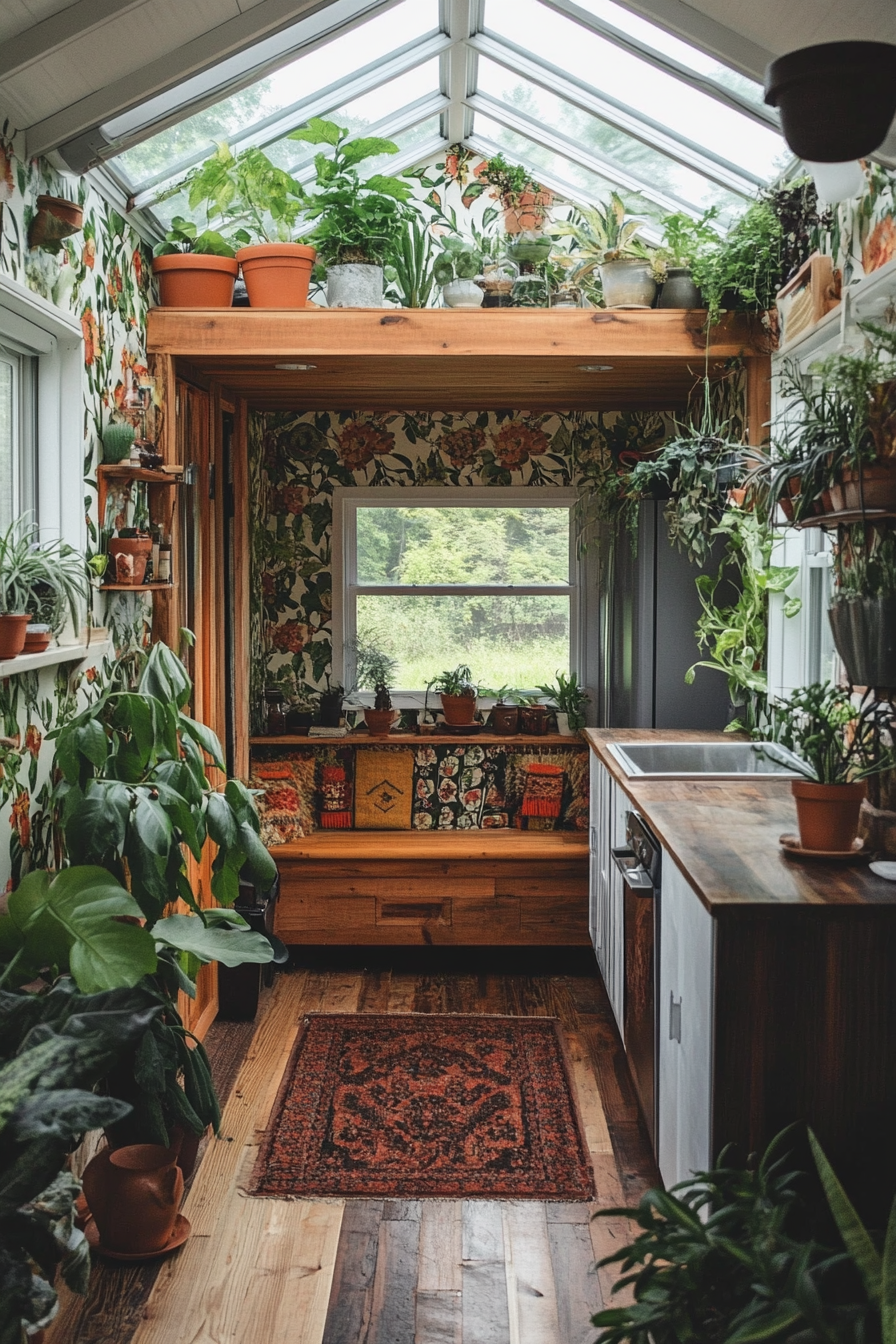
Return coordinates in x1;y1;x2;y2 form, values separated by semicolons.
585;728;896;913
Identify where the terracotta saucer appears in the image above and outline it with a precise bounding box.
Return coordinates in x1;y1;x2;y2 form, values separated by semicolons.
779;833;868;862
84;1213;191;1260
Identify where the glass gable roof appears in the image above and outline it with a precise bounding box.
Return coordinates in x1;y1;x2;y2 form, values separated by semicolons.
98;0;792;237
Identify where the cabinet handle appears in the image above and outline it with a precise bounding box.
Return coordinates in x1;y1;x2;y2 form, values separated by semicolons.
669;992;682;1044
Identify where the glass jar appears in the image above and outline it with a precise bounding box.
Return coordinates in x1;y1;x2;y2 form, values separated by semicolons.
511;262;549;308
264;689;286;735
480;255;518;308
551;283;582;309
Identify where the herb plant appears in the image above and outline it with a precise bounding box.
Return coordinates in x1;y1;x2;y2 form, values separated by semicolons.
288;118;413;266
762;683;896;784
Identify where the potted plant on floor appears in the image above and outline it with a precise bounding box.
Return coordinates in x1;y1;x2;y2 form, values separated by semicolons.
433;236;484;308
0;516;88;658
431;665;478;726
176;143;314;308
549;195;659;308
537;671;590;734
761;681;896;852
288;118;414;308
151;216;240;308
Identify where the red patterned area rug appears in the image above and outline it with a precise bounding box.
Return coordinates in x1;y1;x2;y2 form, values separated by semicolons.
249;1013;594;1200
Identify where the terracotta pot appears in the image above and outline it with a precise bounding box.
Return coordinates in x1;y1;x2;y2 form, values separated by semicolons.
236;243;316;308
24;624;51;653
28;195;83;248
839;462;896;512
489;704;519;735
440;692;477;726
152;254;239;308
82;1143;183;1255
791;778;867;852
364;707;398;736
0;613;30;658
107;536;151;585
502;189;553;234
169;1125;205;1182
520;704;549;735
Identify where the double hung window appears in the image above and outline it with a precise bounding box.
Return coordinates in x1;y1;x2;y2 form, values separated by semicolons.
0;340;36;531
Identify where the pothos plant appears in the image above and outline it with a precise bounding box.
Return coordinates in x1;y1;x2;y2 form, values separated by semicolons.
288;117;414;267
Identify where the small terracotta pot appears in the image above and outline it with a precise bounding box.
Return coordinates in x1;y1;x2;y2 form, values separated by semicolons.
236;243;316;308
502;189;553;234
520;705;550;735
791;778;867;851
23;625;52;653
440;692;477;726
108;536;151;585
152;254;239;308
82;1143;183;1255
0;613;30;658
489;704;519;735
364;707;399;736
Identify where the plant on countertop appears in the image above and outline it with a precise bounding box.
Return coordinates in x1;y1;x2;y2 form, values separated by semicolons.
761;682;896;785
591;1127;893;1344
685;509;801;731
0;977;161;1344
537;671;589;729
287;117;414;267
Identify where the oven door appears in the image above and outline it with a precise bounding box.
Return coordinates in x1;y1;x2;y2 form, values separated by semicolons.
612;844;657;1150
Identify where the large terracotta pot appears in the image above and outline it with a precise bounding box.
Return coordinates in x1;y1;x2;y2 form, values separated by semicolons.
236;243;316;308
502;189;554;234
440;692;477;726
0;614;29;659
82;1143;183;1255
838;462;896;512
152;254;239;308
364;707;398;736
791;778;867;851
107;536;151;585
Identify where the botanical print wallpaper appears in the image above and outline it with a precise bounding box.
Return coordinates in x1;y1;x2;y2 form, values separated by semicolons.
248;407;667;722
0;120;153;886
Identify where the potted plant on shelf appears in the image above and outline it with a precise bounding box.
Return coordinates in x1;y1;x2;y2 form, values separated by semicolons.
480;153;554;240
549;194;659;308
483;686;525;735
433;236;484;308
350;641;398;735
101;419;137;464
151;216;240;308
431;665;478;726
318;677;344;728
178;143;314;307
690;196;783;327
386;216;437;309
656;208;719;308
288;117;414;308
537;671;590;735
0;516;88;658
761;682;896;852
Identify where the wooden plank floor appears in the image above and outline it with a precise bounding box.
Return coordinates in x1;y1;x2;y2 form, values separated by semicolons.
49;954;658;1344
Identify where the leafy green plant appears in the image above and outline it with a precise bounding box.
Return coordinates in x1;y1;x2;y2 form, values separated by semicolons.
659;207;720;269
537;671;589;728
833;524;896;599
432;235;482;286
690;197;783;326
349;639;397;697
151;215;238;259
175;142;306;245
430;664;477;697
0;515;88;632
549;195;654;279
387;216;437;308
592;1129;882;1344
288;117;414;266
478;152;535;200
685;509;800;727
0;978;160;1344
761;683;896;783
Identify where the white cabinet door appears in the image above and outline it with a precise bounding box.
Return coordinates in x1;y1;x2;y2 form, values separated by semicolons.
588;755;625;1034
589;752;607;961
607;777;628;1036
657;857;715;1189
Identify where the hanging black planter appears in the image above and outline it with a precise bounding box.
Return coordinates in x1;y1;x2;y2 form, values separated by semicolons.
764;41;896;161
829;596;896;690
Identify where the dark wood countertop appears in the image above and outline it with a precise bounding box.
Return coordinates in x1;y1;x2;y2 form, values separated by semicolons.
584;729;896;914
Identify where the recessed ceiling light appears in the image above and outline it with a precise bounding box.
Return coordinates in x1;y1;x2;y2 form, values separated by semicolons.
274;363;317;371
577;364;615;373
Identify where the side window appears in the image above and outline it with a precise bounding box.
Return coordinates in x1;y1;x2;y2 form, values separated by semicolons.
0;341;36;530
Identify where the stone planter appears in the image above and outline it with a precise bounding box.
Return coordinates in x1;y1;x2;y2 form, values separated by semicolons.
599;258;657;309
658;267;702;309
327;263;384;308
442;278;484;308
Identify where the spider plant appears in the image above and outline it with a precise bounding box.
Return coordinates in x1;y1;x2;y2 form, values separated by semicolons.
0;515;88;632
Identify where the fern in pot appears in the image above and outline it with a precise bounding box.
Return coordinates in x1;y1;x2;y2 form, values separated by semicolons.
761;682;896;852
289;118;414;308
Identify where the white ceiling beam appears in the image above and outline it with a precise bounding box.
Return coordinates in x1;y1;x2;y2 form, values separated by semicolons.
0;0;148;80
469;33;763;195
466;90;738;219
607;0;775;81
440;0;477;145
24;0;389;161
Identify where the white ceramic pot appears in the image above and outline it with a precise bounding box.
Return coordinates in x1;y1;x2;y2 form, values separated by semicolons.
599;258;657;309
326;263;384;308
555;711;573;736
442;278;484;308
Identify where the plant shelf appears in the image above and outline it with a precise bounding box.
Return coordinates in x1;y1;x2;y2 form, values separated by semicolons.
250;732;583;746
96;465;182;484
101;582;177;592
795;508;896;529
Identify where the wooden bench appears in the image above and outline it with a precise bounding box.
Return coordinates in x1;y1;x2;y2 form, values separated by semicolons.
270;830;590;946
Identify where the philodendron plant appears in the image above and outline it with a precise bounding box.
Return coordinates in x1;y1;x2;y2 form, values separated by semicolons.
170;142;307;247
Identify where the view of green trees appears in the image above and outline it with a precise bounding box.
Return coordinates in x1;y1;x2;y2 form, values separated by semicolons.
355;506;571;689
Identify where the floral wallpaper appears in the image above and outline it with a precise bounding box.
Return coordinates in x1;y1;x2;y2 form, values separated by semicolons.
0;120;153;886
249;407;668;721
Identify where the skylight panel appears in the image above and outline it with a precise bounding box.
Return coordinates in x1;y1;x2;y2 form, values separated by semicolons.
113;0;439;191
483;0;789;182
476;55;746;222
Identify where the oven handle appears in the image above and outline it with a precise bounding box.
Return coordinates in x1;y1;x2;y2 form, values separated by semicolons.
611;844;656;893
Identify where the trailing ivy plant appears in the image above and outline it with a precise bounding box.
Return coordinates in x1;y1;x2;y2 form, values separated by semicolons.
690;197;783;327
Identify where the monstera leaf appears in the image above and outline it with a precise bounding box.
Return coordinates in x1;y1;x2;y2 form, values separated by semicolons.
0;866;157;992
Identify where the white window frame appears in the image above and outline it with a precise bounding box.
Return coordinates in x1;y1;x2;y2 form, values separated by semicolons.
0;273;86;638
0;338;37;530
332;485;589;706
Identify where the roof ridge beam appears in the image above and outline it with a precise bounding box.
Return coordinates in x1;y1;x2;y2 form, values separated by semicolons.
440;0;477;145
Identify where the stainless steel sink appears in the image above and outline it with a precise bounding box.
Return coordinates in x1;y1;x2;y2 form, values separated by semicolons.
606;740;802;779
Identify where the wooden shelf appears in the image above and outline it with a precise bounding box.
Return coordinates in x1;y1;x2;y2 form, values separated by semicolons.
796;508;895;529
271;829;589;861
102;582;177;592
251;732;585;746
96;464;182;484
